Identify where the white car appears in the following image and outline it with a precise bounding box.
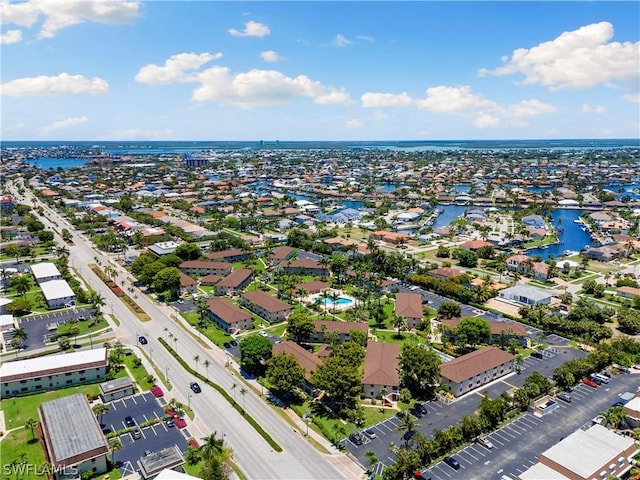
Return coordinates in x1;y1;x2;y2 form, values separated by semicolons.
477;437;494;449
258;331;268;337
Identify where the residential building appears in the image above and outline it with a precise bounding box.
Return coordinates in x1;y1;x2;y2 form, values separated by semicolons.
622;391;640;428
459;240;494;251
206;248;249;262
362;342;400;401
179;260;232;276
40;393;110;478
178;272;198;296
281;258;329;276
298;280;330;294
498;284;553;306
268;246;295;265
1;348;108;397
148;241;180;257
0;194;14;214
40;279;76;309
138;446;185;479
241;290;293;323
206;298;252;333
427;267;466;281
616;286;640;300
441;317;529;346
99;377;135;403
30;262;63;284
273;340;322;384
440;346;515;397
311;320;368;343
395;292;424;329
518;424;637;480
215;269;253;296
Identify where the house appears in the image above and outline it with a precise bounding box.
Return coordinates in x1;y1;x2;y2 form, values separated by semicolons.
241;290;293;323
99;376;135;403
616;286;640;300
440;346;515;397
370;231;411;245
148;241;180;257
498;284;553;306
206;298;252;333
427;267;466;281
298;280;330;295
179;260;232;276
311;320;368;343
206;248;249;262
395;292;423;329
40;393;110;478
281;258;329;276
518;424;637;480
30;262;62;284
459;240;494;251
0;348;108;397
521;214;545;229
582;246;622;262
178;272;198;296
40;279;76;309
215;269;253;296
506;254;532;272
268;246;295;265
273;340;321;383
362;342;400;401
0;194;13;214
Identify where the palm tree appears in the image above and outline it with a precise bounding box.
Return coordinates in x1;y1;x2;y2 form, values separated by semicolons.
203;359;211;379
603;406;626;430
397;412;421;445
231;383;237;402
25;417;38;440
92;403;110;424
173;336;178;353
330;291;340;315
240;387;247;414
193;355;200;373
392;314;407;337
109;438;123;465
201;431;232;462
13;328;28;345
89;291;105;317
68;324;81;346
163;327;169;342
10;274;32;298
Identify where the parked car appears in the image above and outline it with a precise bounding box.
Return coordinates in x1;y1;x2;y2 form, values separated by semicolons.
124;416;135;427
150;386;164;397
612;401;625;408
165;418;175;428
363;428;377;439
443;456;461;470
410;406;423;418
402;430;416;442
588;374;602;385
144;450;152;456
414;403;428;414
592;414;605;425
138;336;147;345
190;382;202;394
531;351;544;359
131;428;142;439
259;331;268;337
476;436;494;449
558;391;572;403
592;373;609;384
230;340;238;347
223;342;232;349
349;432;363;445
582;378;598;388
414;470;431;480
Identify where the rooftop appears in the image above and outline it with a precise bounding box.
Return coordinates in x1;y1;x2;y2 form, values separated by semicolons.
40;279;75;301
30;262;61;280
0;348;108;382
362;342;400;386
440;346;515;383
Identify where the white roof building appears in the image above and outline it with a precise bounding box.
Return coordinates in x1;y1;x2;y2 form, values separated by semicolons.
0;314;15;331
0;348;108;381
519;462;570;480
40;279;75;304
30;262;62;283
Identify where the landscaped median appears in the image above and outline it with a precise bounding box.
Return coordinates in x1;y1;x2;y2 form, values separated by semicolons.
158;338;283;453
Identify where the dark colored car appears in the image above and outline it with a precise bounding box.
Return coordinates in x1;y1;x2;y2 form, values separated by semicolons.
582;378;598;388
190;382;202;394
230;340;238;347
165;418;175;428
410;406;423;418
124;416;135;427
414;403;428;414
138;336;147;345
558;391;572;403
349;432;363;445
531;351;544;359
223;342;232;349
443;456;460;470
402;430;416;442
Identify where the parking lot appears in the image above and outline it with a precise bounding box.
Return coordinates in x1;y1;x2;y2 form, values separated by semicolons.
17;306;93;350
350;371;640;480
99;392;189;477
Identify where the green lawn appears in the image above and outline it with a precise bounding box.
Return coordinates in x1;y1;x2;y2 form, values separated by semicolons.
1;428;47;480
180;312;233;347
57;316;109;337
1;383;100;428
122;352;154;391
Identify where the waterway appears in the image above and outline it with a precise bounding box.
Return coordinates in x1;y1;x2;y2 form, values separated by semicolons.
28;157;87;169
527;209;592;259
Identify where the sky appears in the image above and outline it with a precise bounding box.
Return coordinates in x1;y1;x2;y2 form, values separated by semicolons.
1;1;639;141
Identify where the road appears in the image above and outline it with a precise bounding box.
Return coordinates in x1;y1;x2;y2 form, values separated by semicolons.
9;181;361;480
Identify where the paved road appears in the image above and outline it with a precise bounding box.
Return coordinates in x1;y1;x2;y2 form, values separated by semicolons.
11;182;360;480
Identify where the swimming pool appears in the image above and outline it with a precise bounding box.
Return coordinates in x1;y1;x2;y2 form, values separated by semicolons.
323;296;353;306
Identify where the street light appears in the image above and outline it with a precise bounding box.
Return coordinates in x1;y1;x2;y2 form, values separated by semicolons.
150;348;153;363
165;366;170;384
188;393;192;410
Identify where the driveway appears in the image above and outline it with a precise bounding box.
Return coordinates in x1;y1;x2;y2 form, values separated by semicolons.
100;392;167;435
17;306;93;350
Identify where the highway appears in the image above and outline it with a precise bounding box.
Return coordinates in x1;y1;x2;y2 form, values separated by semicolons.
8;181;362;480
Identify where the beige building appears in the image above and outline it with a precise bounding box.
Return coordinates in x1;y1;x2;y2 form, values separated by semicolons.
1;348;108;397
440;346;515;397
395;292;423;329
241;290;293;323
40;393;110;478
312;320;368;343
178;260;232;276
206;298;252;333
215;269;253;296
362;342;400;401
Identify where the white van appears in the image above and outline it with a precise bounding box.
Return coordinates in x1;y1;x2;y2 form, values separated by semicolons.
593;373;609;384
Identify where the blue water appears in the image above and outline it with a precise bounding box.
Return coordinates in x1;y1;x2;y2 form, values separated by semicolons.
432;205;468;230
28;157;87;169
451;185;471;194
323;297;353;306
527;209;592;259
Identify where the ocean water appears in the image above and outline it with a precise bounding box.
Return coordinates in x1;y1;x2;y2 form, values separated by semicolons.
27;157;87;169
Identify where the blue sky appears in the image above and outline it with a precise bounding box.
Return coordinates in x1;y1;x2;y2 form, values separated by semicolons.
1;1;639;140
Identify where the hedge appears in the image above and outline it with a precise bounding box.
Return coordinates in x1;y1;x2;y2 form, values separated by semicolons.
158;338;283;452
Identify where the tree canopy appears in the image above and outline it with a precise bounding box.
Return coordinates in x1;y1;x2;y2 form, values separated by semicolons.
399;344;441;395
239;334;273;375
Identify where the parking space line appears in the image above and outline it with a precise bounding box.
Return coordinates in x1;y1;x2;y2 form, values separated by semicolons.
461;449;478;462
469;445;486;456
434;465;452;478
495;430;516;440
520;416;539;426
131;396;138;405
503;424;524;435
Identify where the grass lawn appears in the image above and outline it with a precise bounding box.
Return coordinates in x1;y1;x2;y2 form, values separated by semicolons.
7;288;49;314
361;405;397;426
180;312;233;347
1;428;47;480
122;352;154;391
373;329;427;345
57;316;109;337
1;383;100;428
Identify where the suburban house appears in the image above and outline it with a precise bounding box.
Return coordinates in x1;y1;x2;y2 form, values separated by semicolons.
0;348;108;397
215;269;253;296
439;346;515;397
206;248;249;262
30;262;62;284
362;342;400;401
206;298;252;333
427;267;466;281
617;286;640;300
179;260;232;276
241;290;293;323
370;231;411;245
518;424;637;480
582;245;623;262
498;284;553;306
268;246;295;265
521;214;545;229
281;258;329;276
506;254;532;272
311;320;368;343
40;393;110;478
40;279;76;309
458;240;494;251
395;292;424;329
178;272;198;296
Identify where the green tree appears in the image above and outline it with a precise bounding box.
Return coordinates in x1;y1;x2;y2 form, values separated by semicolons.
397;412;421;445
7;298;32;315
311;355;362;413
239;334;273;375
398;344;441;395
175;242;203;261
454;317;491;347
287;311;315;342
437;301;461;319
10;274;33;297
458;414;482;442
265;352;306;400
92;403;110;424
25;417;38;440
109;438;123;464
454;249;478;268
392;314;407;337
152;267;181;296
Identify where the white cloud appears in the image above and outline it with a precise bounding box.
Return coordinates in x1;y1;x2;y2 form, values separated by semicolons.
623;92;640;103
479;22;640;91
346;118;363;129
581;104;606;114
101;128;180;140
39;116;88;136
315;87;352;105
1;0;141;38
135;52;221;84
260;50;282;63
333;34;352;46
1;29;22;44
1;72;109;96
228;20;270;37
356;35;375;42
361;85;556;128
361;91;413;108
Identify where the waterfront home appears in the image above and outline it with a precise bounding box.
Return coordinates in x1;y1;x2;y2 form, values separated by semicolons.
395;292;424;329
521;214;545;229
498;284;553;306
215;269;253;296
370;231;411;245
362;342;400;401
439;346;515;397
205;298;252;333
582;245;622;262
458;239;494;252
241;290;292;323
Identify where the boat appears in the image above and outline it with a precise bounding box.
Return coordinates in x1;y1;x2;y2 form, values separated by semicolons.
540;245;549;250
573;219;583;224
581;226;587;232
